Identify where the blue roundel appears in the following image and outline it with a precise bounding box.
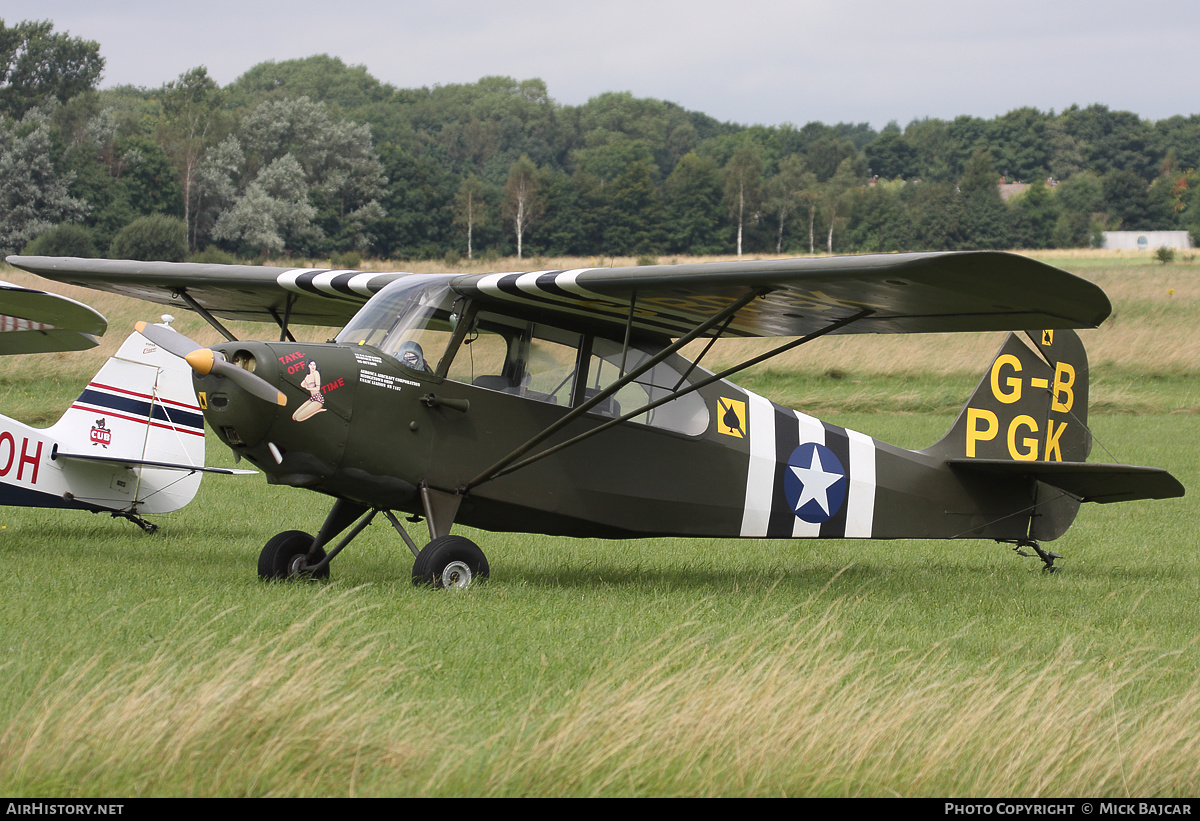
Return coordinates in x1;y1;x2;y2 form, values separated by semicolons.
783;442;847;524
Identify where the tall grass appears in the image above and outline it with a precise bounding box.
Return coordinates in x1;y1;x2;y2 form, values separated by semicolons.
491;613;1200;797
3;594;1197;797
0;595;438;797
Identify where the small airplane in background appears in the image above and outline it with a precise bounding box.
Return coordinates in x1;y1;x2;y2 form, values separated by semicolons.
0;280;252;532
7;252;1184;580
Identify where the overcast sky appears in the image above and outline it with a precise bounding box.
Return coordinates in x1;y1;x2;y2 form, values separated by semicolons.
10;0;1199;129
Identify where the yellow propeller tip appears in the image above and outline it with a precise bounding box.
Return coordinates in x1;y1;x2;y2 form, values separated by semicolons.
134;321;147;333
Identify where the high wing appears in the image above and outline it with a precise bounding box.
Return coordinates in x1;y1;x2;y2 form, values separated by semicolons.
6;256;408;328
448;252;1112;338
0;279;108;353
8;251;1110;339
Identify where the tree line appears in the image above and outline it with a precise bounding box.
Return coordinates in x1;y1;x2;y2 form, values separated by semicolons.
3;19;1199;263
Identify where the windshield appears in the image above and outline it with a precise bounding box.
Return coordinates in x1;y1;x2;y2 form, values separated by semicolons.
335;275;458;371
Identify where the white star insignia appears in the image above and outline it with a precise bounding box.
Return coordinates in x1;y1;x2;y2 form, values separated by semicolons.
789;448;843;515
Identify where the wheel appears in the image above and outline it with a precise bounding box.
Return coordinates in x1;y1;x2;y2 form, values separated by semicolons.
258;530;330;580
412;535;489;589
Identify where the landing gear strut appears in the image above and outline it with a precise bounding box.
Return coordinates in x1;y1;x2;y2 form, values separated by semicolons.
256;492;487;589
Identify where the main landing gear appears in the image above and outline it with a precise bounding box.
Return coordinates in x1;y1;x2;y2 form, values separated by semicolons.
256;493;488;589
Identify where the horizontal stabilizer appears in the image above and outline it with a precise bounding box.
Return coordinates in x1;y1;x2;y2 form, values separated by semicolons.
52;449;257;475
946;459;1185;503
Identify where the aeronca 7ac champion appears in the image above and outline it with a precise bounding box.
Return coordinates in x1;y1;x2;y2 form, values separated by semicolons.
8;252;1185;587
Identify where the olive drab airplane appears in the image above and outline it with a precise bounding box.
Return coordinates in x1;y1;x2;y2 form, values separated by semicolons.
0;279;253;531
7;252;1184;585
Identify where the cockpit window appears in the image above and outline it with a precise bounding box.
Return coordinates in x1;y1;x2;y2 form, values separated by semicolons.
442;306;710;436
342;283;711;436
584;338;710;436
446;313;580;405
336;275;457;372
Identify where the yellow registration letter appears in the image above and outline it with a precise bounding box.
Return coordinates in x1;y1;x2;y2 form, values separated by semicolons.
967;408;998;457
1051;362;1075;413
990;354;1022;404
1044;420;1068;462
1007;415;1040;461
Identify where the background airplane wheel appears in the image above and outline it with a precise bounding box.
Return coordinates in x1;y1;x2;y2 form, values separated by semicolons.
258;530;330;580
412;535;489;589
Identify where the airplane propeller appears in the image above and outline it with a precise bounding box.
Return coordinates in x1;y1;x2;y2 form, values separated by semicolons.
135;321;287;406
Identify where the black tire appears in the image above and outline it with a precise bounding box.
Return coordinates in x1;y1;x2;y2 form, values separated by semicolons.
258;530;330;580
412;535;489;589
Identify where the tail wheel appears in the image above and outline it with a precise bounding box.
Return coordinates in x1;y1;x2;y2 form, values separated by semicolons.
412;535;489;589
258;530;330;580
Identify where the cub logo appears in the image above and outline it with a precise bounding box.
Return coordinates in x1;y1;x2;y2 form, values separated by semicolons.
90;418;111;448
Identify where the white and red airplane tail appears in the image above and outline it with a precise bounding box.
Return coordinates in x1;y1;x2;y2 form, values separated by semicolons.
1;324;252;530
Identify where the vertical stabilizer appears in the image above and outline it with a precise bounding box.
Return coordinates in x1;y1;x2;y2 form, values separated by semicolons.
926;329;1091;539
47;327;206;514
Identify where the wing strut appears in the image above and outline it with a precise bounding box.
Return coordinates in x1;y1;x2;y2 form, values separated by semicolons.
463;290;766;491
463;306;872;491
269;293;298;342
176;289;238;342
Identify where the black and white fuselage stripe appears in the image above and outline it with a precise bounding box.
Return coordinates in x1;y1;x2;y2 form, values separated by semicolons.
740;390;876;538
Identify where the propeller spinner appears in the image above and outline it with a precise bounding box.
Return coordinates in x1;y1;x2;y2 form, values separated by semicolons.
135;321;287;406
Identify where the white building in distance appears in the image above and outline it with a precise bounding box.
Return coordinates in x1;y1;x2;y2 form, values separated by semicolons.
1102;231;1193;251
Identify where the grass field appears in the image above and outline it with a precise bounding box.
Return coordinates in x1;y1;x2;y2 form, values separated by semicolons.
0;251;1196;796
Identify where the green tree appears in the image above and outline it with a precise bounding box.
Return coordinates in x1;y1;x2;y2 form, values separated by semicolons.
212;153;320;257
1155;115;1200;172
0;19;103;120
1102;168;1151;230
454;174;489;259
197;97;385;255
664;152;723;254
1052;171;1104;247
1056;171;1104;216
843;181;914;252
0;110;87;254
905;181;964;250
503;154;541;259
109;214;187;261
804;134;858;183
820;157;861;253
990;107;1053;181
723;142;764;257
537;167;588;257
1147;168;1190;228
1008;178;1060;249
226;54;391;115
600;158;666;255
373;145;459;259
764;155;815;254
958;150;1010;248
158;67;224;250
1059;104;1159;179
864;130;916;180
22;222;94;257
